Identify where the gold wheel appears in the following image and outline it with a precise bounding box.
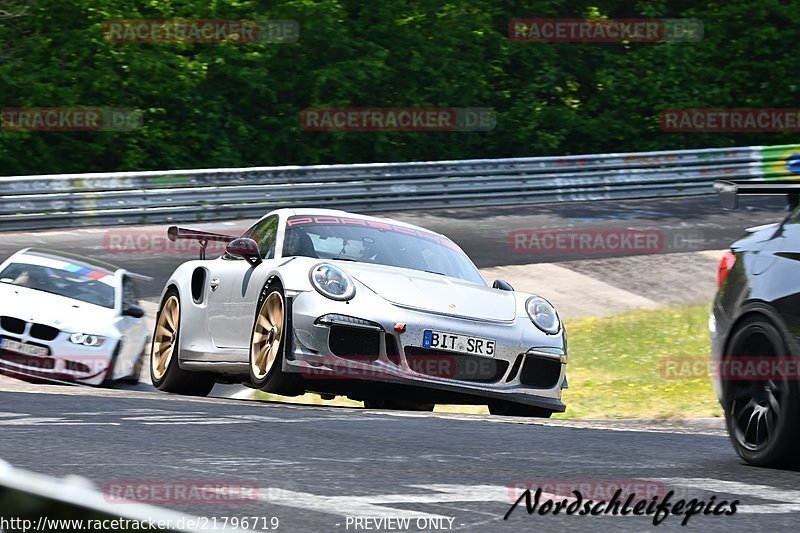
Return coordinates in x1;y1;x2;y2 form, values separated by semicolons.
251;291;284;381
152;295;179;381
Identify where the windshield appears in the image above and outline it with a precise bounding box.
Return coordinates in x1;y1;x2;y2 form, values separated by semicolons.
0;262;116;309
282;215;485;285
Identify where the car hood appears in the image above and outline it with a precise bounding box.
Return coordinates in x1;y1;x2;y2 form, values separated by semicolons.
341;262;516;322
0;283;118;333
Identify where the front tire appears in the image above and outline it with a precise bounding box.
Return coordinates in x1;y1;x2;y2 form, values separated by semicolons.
120;343;146;385
489;400;553;418
150;289;215;396
722;316;800;467
248;283;303;396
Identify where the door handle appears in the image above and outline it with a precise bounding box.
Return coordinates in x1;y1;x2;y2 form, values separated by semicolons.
210;277;220;292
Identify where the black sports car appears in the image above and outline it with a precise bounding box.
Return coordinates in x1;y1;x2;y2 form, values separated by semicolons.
711;180;800;466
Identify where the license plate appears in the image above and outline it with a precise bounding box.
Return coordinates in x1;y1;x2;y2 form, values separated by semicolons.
0;338;49;358
422;330;496;357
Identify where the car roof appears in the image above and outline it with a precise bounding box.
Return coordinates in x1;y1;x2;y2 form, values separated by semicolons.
12;248;120;275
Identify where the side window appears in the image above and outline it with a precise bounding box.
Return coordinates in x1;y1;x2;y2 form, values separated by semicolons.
245;216;279;259
122;276;139;308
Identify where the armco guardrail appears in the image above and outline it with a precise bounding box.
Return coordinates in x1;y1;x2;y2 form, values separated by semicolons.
0;459;239;532
1;144;799;230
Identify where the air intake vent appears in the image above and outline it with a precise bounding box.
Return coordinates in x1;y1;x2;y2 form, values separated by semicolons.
65;359;91;373
505;354;525;383
328;325;381;361
385;334;401;366
30;323;59;341
519;354;562;388
0;316;26;335
404;347;508;382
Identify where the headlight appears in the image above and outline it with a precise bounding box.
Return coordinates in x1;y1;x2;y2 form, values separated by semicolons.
69;333;105;347
310;263;356;301
525;296;560;334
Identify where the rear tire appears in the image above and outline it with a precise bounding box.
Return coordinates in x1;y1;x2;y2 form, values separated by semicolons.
150;288;215;396
722;316;800;467
489;400;553;418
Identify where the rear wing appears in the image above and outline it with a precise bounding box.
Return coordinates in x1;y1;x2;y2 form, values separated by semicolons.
167;226;236;259
714;180;800;210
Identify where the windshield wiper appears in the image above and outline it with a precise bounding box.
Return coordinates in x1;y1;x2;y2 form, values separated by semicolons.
330;257;358;262
424;270;446;276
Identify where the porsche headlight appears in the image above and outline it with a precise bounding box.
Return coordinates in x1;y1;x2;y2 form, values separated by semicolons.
310;263;356;301
525;296;560;334
69;333;105;347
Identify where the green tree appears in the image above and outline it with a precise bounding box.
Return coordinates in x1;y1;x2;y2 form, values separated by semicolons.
0;0;798;176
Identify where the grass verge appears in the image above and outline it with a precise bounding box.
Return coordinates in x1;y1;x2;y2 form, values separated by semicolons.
556;303;722;419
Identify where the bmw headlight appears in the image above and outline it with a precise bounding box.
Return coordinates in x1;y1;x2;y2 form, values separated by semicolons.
69;333;105;347
525;296;560;334
310;263;356;301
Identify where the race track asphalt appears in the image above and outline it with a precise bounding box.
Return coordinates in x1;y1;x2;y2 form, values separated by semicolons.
1;384;799;532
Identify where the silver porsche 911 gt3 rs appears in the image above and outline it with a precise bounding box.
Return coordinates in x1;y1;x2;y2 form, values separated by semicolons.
152;209;567;417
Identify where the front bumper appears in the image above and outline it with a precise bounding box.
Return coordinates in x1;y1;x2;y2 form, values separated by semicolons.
284;289;567;411
709;302;726;402
0;330;114;386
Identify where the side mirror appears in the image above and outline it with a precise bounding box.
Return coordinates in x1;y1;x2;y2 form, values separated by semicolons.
492;279;514;291
122;304;145;318
226;237;262;266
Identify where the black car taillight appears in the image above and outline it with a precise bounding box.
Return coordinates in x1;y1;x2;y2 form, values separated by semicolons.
717;250;736;289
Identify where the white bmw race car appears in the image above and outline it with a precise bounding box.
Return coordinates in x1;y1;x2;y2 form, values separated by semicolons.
152;209;567;416
150;209;567;417
0;249;150;386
